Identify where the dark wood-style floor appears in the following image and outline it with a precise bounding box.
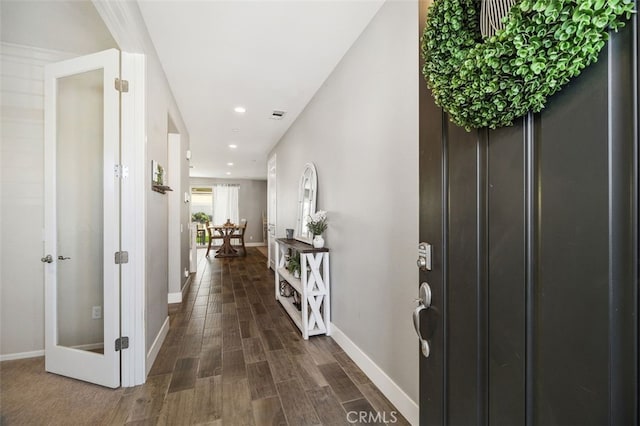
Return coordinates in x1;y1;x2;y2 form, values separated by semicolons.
0;248;408;425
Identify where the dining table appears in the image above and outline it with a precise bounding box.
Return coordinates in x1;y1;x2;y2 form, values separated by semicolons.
208;221;245;258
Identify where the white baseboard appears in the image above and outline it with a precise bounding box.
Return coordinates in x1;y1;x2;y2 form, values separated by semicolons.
146;316;169;375
246;242;266;247
168;292;182;304
0;349;45;362
330;323;419;426
168;273;193;304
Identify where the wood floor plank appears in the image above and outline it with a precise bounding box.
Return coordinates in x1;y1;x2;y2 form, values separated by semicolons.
260;329;285;351
247;361;278;400
222;348;247;383
333;351;371;385
168;357;199;393
157;389;194;425
148;344;180;376
201;327;222;347
204;313;222;331
279;331;308;356
318;362;364;403
222;378;255;425
242;336;267;363
192;376;223;424
305;339;337;365
223;324;243;352
276;379;321;426
252;396;287;426
186;317;205;336
179;334;203;358
306;386;349;426
293;353;329;390
126;374;171;422
265;349;298;383
198;342;222;378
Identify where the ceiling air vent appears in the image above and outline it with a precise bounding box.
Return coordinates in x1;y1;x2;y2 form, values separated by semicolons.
270;110;286;120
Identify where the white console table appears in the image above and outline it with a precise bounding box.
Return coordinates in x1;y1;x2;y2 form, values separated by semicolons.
274;238;330;339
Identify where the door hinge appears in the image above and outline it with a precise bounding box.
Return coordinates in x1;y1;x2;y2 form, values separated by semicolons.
114;164;129;179
115;251;129;264
115;337;129;351
114;78;129;92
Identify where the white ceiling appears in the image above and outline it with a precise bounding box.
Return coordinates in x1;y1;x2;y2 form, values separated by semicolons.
138;0;384;180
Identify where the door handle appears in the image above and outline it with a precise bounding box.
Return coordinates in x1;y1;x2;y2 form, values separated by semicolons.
41;254;53;263
413;282;432;358
57;256;71;260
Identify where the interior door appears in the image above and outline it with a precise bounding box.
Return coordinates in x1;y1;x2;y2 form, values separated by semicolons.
267;154;277;269
43;49;121;388
417;1;638;424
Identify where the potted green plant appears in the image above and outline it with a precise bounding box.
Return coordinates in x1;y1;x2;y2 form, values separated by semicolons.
286;252;301;279
191;212;210;224
306;210;328;248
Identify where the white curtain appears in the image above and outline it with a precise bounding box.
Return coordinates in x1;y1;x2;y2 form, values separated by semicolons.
213;184;239;225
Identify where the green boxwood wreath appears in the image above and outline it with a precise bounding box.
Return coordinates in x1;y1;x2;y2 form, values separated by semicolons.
421;0;635;130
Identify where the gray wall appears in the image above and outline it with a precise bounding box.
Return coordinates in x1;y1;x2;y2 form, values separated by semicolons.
269;1;418;403
145;51;191;352
190;178;267;244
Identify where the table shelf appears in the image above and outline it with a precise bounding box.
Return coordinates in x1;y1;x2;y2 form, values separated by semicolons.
275;239;330;340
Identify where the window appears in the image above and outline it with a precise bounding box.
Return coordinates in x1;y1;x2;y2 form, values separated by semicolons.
213;184;239;225
191;187;213;223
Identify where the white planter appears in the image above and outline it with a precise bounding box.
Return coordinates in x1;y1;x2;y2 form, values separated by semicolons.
313;235;325;248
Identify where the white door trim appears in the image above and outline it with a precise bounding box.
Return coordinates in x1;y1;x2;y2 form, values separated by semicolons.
267;154;277;270
120;52;147;387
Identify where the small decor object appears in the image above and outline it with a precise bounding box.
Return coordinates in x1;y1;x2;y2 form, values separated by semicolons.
152;160;164;185
151;160;172;194
313;235;325;249
421;0;634;130
279;280;294;297
286;252;301;279
286;228;294;239
292;291;302;311
306;210;327;248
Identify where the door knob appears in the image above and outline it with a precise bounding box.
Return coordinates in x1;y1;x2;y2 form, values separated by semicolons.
413;305;431;358
413;282;433;358
41;254;53;263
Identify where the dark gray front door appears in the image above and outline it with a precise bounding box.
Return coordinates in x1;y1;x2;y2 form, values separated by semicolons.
417;1;638;424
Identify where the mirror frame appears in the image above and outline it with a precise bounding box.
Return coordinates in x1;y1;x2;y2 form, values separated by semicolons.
295;163;318;244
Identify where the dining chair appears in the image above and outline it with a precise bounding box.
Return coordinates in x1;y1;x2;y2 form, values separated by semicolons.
230;219;248;257
205;221;224;257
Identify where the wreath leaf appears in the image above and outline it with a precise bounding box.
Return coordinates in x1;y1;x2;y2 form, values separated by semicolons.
421;0;634;130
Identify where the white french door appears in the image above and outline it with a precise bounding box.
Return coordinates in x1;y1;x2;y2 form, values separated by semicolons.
267;154;277;269
43;49;121;388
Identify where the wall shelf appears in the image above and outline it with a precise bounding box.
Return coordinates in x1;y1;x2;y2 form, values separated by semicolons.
151;184;173;194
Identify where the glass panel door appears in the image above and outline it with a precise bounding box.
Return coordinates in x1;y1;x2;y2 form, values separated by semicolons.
44;49;120;388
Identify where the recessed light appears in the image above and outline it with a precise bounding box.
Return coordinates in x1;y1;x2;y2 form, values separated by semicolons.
234;106;246;113
227;162;234;166
228;144;237;149
226;172;231;175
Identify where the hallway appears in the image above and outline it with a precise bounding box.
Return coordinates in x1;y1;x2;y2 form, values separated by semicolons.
0;248;408;425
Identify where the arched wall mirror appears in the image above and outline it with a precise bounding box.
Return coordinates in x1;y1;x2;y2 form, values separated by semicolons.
295;163;318;244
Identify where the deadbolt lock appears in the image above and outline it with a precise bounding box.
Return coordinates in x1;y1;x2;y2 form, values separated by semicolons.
417;242;432;271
